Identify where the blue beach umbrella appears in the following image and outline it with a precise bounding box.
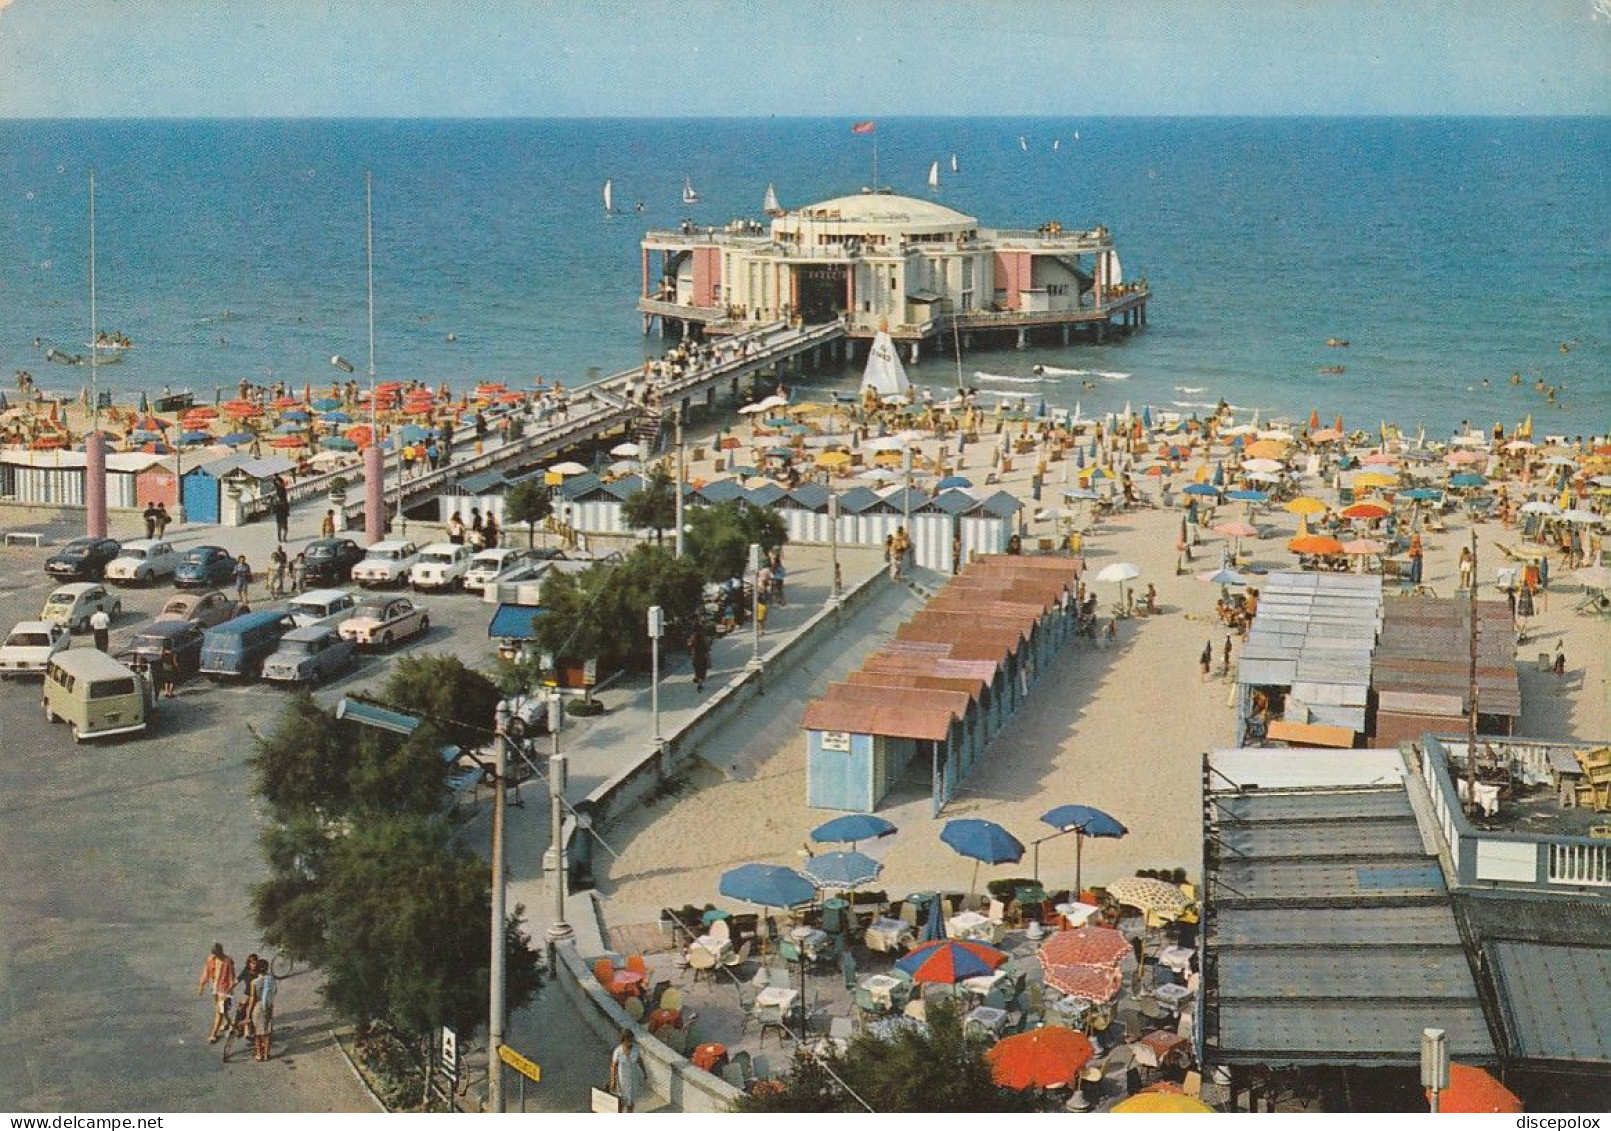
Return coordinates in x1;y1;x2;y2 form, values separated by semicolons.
1184;483;1219;497
320;437;358;451
1212;462;1225;487
1401;487;1442;502
321;410;353;424
273;421;305;434
942;818;1025;897
920;893;948;943
312;397;342;411
129;430;163;443
1449;472;1487;488
1040;804;1129;895
811;814;897;846
281;409;311;421
1225;489;1268;503
137;391;149;413
718;863;816;909
1037;397;1047;419
802;851;883;890
398;424;431;443
1076;445;1085;469
896;939;1008;985
1142;405;1153;430
179;430;213;445
937;475;973;490
219;431;254;446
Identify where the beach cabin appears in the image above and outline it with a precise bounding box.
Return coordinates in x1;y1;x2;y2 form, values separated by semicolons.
107;452;179;510
215;456;294;526
689;477;748;507
555;473;634;535
487;602;546;663
1;449;87;506
780;483;833;543
439;469;510;526
911;488;977;572
833;486;883;547
960;490;1020;562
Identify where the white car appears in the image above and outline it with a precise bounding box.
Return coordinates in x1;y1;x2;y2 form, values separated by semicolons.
285;588;359;628
462;547;557;593
350;540;421;588
41;583;123;632
409;543;474;592
0;620;70;678
104;538;182;585
339;595;431;649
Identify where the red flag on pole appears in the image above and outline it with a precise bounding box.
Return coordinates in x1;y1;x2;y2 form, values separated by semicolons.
851;121;875;134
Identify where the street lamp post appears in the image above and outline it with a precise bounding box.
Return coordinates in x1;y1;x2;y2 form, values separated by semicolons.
545;685;573;957
648;604;664;748
1420;1027;1449;1113
748;542;763;671
673;408;686;559
828;492;841;605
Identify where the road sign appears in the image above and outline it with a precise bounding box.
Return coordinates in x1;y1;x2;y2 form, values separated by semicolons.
440;1025;459;1083
498;1043;542;1083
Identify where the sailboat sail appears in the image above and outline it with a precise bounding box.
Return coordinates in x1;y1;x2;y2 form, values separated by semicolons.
860;330;911;401
927;161;939;190
762;182;782;216
950;153;958;173
603;178;614;214
682;177;699;205
1019;135;1028;151
1053;138;1060;150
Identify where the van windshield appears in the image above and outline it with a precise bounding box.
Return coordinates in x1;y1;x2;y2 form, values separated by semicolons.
7;631;53;647
90;677;137;699
45;593;75;606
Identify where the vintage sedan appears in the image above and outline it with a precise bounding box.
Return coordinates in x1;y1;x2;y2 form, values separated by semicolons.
350;540;421;588
261;625;357;687
155;589;247;629
173;545;236;589
44;537;123;581
409;543;473;592
41;583;122;632
124;619;207;682
338;595;431;649
301;537;366;587
0;620;71;678
104;539;182;585
462;547;560;593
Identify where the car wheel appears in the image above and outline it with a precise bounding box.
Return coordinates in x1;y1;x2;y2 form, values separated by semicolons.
418;615;430;636
381;632;394;649
70;724;82;744
111;601;122;619
44;703;57;723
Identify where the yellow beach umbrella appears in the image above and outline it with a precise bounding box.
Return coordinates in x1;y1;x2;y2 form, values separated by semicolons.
1242;439;1290;460
1353;471;1398;489
1113;1093;1214;1114
1285;496;1328;516
815;450;851;469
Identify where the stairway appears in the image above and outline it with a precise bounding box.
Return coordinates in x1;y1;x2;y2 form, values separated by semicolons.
631;404;665;454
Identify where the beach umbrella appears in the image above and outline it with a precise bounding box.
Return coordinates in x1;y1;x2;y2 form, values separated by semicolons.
312;397;342;411
986;1028;1095;1091
281;409;311;422
1038;925;1130;969
941;818;1025;897
756;394;790;411
1197;568;1247;586
894;939;1008;985
1284;496;1328;516
137;391;149;413
1183;482;1219;497
269;435;305;449
1039;804;1127;894
179;430;213;445
1241;457;1282;474
1352;471;1398;489
610;441;642;458
272;421;305;434
1214;520;1258;538
271;395;300;410
866;435;906;451
1093;562;1140;608
737;402;768;416
937;475;973;489
1342;538;1385;556
320;437;358;451
1362;451;1398;466
1400;487;1442;502
1224;489;1268;504
398;424;431;443
1341;502;1391;520
219;431;254;446
1243;470;1282;484
810;813;896;846
1064;487;1100;501
1446;448;1487;466
1112;1093;1214;1114
859;467;899;482
321;410;353;424
1141;405;1153;431
1561;509;1603;525
1242;439;1289;460
718;863;816;909
186;405;219;420
1105;875;1189;920
814;450;851;469
1309;428;1344;443
802;851;882;890
548;461;588;476
1449;472;1487;488
129;430;164;443
1289;533;1345;556
1042;961;1124;1004
1428;1064;1523;1114
919;893;947;944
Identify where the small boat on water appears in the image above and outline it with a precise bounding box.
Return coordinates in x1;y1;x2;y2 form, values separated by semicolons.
45;346;122;366
682;177;699;205
927;161;939;191
1325;337;1349;347
950;153;958;173
763;182;783;217
1319;365;1347;375
603;178;615;216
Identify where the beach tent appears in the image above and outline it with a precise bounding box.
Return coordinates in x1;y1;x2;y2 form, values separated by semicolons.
859;330;911;402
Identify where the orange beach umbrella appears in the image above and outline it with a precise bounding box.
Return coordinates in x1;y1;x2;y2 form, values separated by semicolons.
1428;1064;1522;1114
1290;533;1345;555
985;1028;1095;1091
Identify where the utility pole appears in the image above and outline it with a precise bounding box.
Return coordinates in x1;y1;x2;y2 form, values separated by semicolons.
545;689;573;960
1466;525;1479;816
488;726;508;1113
673;408;686;559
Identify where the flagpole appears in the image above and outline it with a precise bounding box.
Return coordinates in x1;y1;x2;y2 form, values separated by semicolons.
872;135;879;190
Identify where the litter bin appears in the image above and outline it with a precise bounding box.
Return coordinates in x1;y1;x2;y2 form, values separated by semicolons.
1537;652;1552;672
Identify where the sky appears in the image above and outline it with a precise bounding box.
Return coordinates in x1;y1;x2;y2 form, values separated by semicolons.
0;0;1606;118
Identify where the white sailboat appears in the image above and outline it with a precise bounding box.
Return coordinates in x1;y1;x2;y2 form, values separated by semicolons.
1074;130;1080;141
1053;138;1060;151
927;161;939;191
1019;135;1028;152
681;177;699;205
860;329;911;403
602;178;614;215
950;153;958;173
762;182;783;217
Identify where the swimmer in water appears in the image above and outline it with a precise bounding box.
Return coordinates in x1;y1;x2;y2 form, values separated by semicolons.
1083;380;1097;391
1032;364;1046;376
1510;372;1521;385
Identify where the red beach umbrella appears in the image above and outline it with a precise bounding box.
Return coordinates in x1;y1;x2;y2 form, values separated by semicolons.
1043;961;1124;1003
1428;1064;1522;1113
986;1028;1095;1091
893;939;1007;985
1341;502;1391;520
271;396;300;410
1037;926;1130;969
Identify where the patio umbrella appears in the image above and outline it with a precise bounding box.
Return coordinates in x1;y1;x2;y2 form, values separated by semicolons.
1289;533;1345;556
548;461;588;476
1183;483;1219;497
941;818;1025;897
1401;487;1442;502
1214;520;1258;538
986;1027;1095;1091
179;430;213;445
320;437;358;451
1039;804;1127;894
757;394;790;410
1042;961;1124;1003
1353;471;1398;489
894;939;1007;985
321;410;353;424
1240;458;1283;474
1112;1093;1214;1114
919;893;947;944
936;475;973;489
1105;875;1189;920
272;421;305;434
129;430;164;443
811;813;897;847
801;851;882;890
1039;926;1130;969
398;424;431;443
1093;561;1140;610
1341;502;1391;520
1428;1064;1523;1114
1342;538;1385;556
219;431;254;446
1560;509;1603;525
1197;567;1247;586
718;863;816;909
1284;496;1328;516
312;397;342;411
610;441;642;458
281;409;311;421
1224;489;1268;504
1449;472;1487;489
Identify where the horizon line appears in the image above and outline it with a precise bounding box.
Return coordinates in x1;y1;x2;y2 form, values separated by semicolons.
2;112;1608;123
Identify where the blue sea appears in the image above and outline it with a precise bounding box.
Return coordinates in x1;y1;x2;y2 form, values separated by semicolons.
1;117;1606;436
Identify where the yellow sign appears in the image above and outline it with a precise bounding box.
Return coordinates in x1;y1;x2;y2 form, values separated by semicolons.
498;1043;542;1083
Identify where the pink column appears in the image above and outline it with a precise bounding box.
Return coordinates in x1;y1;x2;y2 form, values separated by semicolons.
364;442;385;544
84;431;108;538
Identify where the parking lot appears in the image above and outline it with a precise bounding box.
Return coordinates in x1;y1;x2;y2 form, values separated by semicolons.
0;520;519;1111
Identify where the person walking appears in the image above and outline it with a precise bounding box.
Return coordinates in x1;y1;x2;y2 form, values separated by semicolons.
447;513;465;544
221;955;259;1063
484;513;500;550
89;607;111;653
234;555;252;603
153;502;171;539
1200;640;1213;681
320;509;336;539
687;625;710;692
1554;641;1566;677
268;547;287;598
159;641;180;698
1222;635;1234;679
142;501;160;540
196;943;237;1043
253;963;277;1061
272;496;290;542
608;1029;647;1113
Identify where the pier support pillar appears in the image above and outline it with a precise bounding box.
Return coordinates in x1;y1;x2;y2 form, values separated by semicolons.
364;442;385;545
1140;304;1147;327
658;317;667;339
1061;325;1070;346
964;333;973;350
84;431;107;540
1016;328;1026;350
909;341;920;364
706;387;715;409
1096;322;1107;343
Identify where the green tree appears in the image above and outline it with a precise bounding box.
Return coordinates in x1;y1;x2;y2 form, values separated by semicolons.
249;690;354;820
621;467;678;544
735;999;1037;1113
534;544;703;672
504;478;553;548
382;654;503;755
683;499;787;584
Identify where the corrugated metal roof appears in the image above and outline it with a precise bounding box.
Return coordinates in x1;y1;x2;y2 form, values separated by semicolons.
1488;942;1611;1064
1372;596;1521;717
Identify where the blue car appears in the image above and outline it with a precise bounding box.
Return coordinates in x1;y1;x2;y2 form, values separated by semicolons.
173;545;235;589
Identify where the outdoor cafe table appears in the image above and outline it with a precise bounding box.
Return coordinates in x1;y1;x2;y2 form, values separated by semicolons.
865;917;912;953
1055;902;1101;929
965;1005;1008;1036
790;926;830;959
693;934;733;962
947;910;995;941
961;969;1010;999
1157;946;1195;975
1153;982;1194;1009
755;985;799;1012
862;973;902;1008
607;969;645;997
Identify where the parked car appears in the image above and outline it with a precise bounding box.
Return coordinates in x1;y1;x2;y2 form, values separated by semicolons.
199;610;296;681
124;619;206;682
43;650;153;742
301;537;366;587
409;543;474;591
173;545;237;590
0;620;70;678
104;539;182;585
285;588;358;628
44;536;123;581
155;590;246;629
350;540;421;588
261;625;357;687
463;547;557;593
41;583;121;632
339;595;431;649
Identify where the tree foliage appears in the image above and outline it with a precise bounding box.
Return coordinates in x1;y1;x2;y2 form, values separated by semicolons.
504;478;553;547
534;544;703;671
621;467;678;543
734;999;1038;1113
683;500;788;584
